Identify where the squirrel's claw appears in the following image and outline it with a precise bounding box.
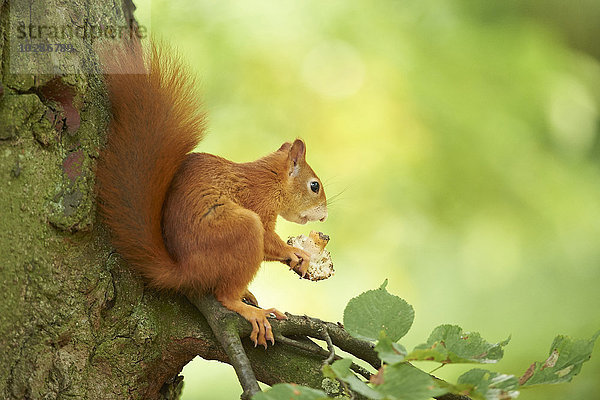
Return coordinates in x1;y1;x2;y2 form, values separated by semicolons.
249;318;260;347
264;307;287;320
243;306;285;348
264;322;274;347
287;246;311;278
297;260;309;278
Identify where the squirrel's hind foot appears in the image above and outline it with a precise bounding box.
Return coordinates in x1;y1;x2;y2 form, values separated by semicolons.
218;297;287;348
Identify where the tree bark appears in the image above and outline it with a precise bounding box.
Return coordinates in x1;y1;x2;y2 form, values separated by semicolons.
1;0;209;398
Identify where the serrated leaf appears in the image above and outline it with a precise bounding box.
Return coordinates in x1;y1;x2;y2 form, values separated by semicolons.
374;362;447;400
343;280;415;342
518;331;600;387
407;325;510;364
325;359;384;399
375;331;407;365
252;383;329;400
457;369;520;400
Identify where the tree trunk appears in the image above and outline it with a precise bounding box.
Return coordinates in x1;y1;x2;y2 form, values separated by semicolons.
0;1;200;398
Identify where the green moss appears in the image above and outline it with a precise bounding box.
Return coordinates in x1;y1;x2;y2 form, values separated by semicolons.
0;93;47;139
47;179;96;232
321;378;343;398
3;73;36;91
0;129;67;397
31;115;56;146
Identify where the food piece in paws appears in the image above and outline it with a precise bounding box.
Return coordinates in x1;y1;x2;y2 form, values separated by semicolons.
309;231;329;251
287;231;334;281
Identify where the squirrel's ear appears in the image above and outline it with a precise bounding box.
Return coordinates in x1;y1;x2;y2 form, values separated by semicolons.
278;142;292;152
289;139;306;164
287;139;306;177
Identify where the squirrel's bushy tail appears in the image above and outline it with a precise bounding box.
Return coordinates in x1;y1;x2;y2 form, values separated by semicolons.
96;41;205;291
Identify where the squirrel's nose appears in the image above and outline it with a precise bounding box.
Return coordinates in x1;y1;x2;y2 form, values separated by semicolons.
320;209;328;222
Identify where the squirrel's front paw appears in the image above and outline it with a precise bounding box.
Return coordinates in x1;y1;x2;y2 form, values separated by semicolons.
286;247;311;278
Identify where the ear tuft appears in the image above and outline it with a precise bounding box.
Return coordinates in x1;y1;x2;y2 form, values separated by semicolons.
289;139;306;166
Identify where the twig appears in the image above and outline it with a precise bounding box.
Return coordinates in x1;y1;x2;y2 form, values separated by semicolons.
339;379;354;400
187;294;260;400
320;327;336;365
274;314;381;369
274;334;371;380
273;334;322;354
436;394;472;400
348;363;372;381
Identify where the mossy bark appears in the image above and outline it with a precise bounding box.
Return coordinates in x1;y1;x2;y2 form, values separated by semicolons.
0;1;199;398
0;1;335;399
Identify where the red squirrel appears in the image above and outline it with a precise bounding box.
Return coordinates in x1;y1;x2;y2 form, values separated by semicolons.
96;42;327;348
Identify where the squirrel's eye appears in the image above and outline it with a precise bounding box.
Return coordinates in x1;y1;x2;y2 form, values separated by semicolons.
310;181;320;194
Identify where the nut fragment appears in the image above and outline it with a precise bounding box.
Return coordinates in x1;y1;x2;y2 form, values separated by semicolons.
287;231;334;281
309;231;329;251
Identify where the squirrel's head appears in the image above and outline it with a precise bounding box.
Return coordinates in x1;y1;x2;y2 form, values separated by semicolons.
279;139;327;225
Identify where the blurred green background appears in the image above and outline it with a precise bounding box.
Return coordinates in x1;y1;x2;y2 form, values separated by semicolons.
133;1;600;398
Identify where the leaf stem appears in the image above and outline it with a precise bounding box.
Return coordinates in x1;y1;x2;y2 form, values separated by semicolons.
429;363;445;374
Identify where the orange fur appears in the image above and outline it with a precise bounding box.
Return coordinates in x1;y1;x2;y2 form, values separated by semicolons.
97;41;205;291
96;42;327;347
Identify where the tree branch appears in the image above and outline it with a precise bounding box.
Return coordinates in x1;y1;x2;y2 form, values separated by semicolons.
271;315;381;370
273;334;372;380
188;294;260;400
180;294;471;400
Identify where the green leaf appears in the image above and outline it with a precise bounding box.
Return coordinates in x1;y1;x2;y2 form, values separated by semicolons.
252;383;329;400
518;331;600;387
407;325;510;364
374;362;447;400
375;331;407;365
343;279;415;342
457;369;519;400
324;359;384;399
